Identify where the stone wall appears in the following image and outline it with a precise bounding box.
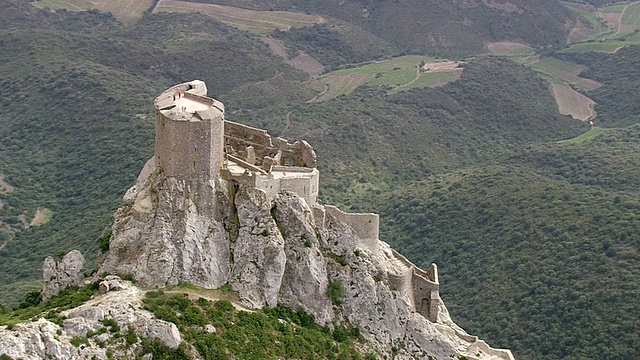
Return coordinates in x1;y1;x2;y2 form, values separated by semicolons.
324;206;379;254
237;166;319;205
224;121;317;170
390;249;440;322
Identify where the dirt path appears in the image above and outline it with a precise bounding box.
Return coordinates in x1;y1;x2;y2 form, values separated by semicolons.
285;111;292;130
614;2;635;37
164;289;254;312
396;67;423;89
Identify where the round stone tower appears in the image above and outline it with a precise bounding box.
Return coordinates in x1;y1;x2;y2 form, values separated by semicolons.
153;80;225;180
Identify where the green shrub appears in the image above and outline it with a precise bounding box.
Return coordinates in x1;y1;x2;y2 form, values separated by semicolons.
70;336;89;347
96;231;112;252
125;328;138;345
101;318;120;333
327;281;346;306
19;289;42;308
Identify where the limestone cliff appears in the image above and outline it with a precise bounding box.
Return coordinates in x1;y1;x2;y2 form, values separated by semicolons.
95;158;514;360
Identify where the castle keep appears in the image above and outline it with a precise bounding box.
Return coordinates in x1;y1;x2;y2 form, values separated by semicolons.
153;80;440;322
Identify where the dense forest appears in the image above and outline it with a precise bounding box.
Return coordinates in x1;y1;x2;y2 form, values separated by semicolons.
0;0;639;359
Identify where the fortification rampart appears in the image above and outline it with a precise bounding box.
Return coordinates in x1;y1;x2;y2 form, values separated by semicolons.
151;80;448;326
323;206;379;254
389;249;439;322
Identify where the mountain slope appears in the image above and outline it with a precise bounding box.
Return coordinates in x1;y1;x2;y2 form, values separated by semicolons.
188;0;576;56
378;126;640;359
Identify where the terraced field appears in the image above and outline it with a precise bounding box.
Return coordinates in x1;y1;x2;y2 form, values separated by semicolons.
562;1;610;43
152;0;325;33
563;1;640;52
530;58;601;91
486;42;534;56
600;1;640;39
310;56;462;102
32;0;155;24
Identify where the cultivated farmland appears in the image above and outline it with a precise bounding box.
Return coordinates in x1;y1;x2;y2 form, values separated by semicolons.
32;0;155;24
152;0;325;33
530;58;601;91
310;56;462;102
551;83;596;122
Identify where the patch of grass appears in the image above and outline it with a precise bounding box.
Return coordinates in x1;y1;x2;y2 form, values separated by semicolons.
559;127;609;144
32;0;156;25
142;291;365;359
0;281;100;327
97;231;112;252
326;281;345;306
530;57;600;91
562;40;636;53
153;0;324;33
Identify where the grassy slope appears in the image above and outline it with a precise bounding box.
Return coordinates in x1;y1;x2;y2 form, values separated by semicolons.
377;126;640;359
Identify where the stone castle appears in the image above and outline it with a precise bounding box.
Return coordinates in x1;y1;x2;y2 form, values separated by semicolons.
154;80;441;323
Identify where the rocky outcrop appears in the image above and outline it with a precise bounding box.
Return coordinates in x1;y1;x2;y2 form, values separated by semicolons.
100;168;233;290
0;276;180;360
97;164;514;360
42;250;85;301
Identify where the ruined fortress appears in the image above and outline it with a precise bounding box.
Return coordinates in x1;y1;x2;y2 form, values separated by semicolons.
154;80;440;322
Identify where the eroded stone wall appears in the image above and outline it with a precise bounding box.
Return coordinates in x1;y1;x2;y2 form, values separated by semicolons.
324;206;379;254
224;121;317;170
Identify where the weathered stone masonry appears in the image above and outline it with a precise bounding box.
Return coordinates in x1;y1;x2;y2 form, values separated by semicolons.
153;80;440;322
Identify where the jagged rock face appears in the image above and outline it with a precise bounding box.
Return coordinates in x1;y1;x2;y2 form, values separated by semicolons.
98;168;511;360
42;250;85;301
101;172;233;290
229;185;286;308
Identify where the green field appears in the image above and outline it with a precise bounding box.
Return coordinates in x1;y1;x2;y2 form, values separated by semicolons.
153;0;324;33
597;1;640;40
562;1;610;42
312;55;462;101
562;40;636;53
560;127;609;144
33;0;155;24
530;57;601;91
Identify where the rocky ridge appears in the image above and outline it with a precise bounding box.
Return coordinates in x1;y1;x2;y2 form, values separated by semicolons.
0;77;514;358
0;276;180;360
96;157;513;359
